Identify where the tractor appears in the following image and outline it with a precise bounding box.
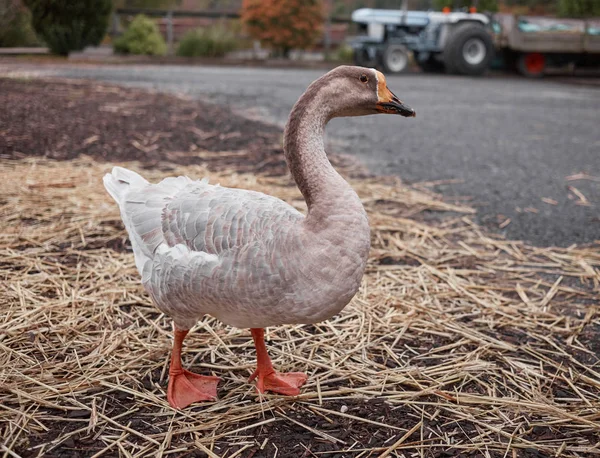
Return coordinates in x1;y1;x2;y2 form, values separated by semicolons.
350;7;495;76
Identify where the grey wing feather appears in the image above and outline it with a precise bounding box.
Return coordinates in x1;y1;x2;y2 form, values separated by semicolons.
104;166;302;270
142;243;219;328
104;167;305;328
120;175;193;272
162;185;303;256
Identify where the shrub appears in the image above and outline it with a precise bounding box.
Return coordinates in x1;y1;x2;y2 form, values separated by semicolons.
434;0;498;12
23;0;111;55
0;0;39;47
558;0;600;17
176;24;237;58
241;0;324;57
334;44;354;63
113;15;167;56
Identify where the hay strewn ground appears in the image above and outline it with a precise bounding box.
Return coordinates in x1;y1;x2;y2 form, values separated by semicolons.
1;157;599;458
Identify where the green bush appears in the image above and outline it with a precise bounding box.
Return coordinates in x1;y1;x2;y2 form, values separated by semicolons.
334;44;354;63
0;0;40;47
558;0;600;17
434;0;498;12
176;24;237;58
23;0;111;55
114;15;167;56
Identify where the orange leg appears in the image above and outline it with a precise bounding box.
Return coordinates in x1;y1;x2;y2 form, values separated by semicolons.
248;328;307;396
167;328;220;409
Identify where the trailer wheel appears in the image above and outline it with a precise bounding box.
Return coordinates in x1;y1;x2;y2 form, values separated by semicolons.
443;23;494;76
382;44;410;74
517;53;546;78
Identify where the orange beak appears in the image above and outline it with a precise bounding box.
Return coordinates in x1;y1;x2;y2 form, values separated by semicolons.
376;85;416;117
375;70;416;117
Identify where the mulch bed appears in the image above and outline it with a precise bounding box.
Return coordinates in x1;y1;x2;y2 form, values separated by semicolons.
1;77;599;458
0;77;363;177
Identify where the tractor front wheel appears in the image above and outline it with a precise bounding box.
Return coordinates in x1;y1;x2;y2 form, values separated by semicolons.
382;44;410;74
353;47;377;68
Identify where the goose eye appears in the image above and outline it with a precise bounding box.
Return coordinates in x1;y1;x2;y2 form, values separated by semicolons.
359;74;368;83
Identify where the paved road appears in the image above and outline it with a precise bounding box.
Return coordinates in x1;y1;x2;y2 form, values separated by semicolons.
3;64;599;246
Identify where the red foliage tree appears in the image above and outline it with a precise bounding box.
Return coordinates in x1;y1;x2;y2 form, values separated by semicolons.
241;0;324;57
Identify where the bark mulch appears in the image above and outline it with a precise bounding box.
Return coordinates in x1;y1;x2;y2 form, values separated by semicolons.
0;77;363;177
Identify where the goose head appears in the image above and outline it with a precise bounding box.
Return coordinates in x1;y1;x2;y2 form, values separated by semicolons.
321;66;416;119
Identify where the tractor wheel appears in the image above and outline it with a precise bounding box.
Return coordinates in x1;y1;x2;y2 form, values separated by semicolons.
414;52;445;73
381;44;410;74
353;47;377;68
517;52;546;78
443;23;494;76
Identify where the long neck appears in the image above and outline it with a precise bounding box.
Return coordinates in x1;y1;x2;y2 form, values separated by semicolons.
283;81;353;214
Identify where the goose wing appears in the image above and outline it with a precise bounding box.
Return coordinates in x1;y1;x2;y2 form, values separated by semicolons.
160;184;304;255
105;167;305;327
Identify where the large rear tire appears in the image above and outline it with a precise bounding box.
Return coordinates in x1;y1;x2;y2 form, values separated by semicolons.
382;44;410;74
443;23;494;76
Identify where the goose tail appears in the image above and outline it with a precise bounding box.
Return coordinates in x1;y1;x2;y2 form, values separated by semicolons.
103;167;153;275
103;166;149;207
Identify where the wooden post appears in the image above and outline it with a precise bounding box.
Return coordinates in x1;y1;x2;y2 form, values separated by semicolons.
166;10;174;56
324;0;332;61
110;11;120;37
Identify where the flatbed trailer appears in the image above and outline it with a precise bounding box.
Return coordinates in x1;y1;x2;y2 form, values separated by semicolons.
494;14;600;76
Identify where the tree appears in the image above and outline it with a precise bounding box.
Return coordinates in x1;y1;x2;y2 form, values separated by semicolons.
433;0;498;12
0;0;39;47
558;0;600;17
113;0;180;8
23;0;112;55
241;0;324;57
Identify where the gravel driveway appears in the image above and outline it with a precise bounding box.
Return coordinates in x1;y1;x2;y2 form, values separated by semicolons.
2;63;598;246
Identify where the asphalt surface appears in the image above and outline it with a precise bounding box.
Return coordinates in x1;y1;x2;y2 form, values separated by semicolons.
2;64;599;246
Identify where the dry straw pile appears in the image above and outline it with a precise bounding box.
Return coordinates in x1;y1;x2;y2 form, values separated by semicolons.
1;157;599;458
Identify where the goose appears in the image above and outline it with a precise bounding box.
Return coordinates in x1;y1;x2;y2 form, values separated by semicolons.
103;66;415;409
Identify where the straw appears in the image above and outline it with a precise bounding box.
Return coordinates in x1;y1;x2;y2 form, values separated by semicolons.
1;157;598;457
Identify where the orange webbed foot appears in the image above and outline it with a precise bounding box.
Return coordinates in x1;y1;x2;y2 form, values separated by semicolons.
249;368;307;396
167;369;220;409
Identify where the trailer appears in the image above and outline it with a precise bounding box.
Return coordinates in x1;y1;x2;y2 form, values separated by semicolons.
494;14;600;77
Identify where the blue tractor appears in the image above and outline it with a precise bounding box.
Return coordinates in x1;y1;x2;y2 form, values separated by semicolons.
350;7;495;75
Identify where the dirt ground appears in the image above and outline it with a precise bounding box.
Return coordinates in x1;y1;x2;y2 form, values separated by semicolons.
0;77;363;177
1;77;599;458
